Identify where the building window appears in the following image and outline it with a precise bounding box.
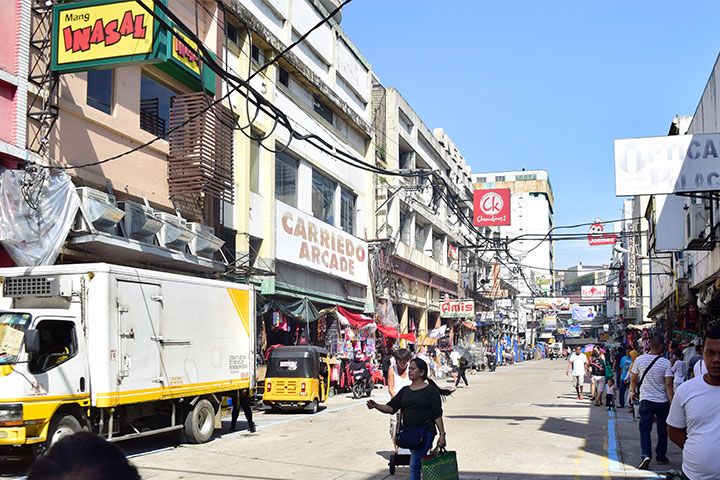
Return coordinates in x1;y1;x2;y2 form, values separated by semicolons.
516;173;537;181
415;221;427;253
250;130;261;194
340;188;356;234
227;23;239;45
399;211;412;245
312;169;336;224
314;97;333;124
275;150;298;207
87;69;113;114
399;149;412;170
140;74;178;138
495;175;505;182
433;233;443;261
279;67;289;87
477;176;486;183
251;45;261;63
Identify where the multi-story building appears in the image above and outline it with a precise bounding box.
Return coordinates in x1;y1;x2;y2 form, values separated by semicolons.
1;0;230;274
371;84;482;342
470;170;555;341
224;0;374;314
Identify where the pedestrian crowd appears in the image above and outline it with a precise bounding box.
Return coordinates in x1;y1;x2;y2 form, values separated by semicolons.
565;326;720;480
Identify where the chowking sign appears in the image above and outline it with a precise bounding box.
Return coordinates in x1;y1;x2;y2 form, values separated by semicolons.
276;202;367;285
473;189;511;226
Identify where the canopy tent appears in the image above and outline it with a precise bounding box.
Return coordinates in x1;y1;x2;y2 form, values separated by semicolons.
257;296;321;324
336;305;375;330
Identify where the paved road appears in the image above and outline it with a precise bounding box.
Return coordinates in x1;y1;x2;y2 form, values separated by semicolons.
0;359;684;479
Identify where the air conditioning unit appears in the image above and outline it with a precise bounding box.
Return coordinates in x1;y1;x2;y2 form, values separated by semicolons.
188;223;224;259
75;187;125;233
155;212;195;252
685;203;710;250
117;201;163;243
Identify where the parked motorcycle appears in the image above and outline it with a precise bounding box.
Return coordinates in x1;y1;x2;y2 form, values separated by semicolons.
349;359;373;398
485;352;497;372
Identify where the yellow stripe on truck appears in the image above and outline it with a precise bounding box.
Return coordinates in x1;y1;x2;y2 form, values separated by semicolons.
227;288;251;336
95;378;251;407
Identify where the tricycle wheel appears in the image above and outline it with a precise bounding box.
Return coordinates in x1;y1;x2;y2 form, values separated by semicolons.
389;454;396;475
352;382;363;399
307;399;319;414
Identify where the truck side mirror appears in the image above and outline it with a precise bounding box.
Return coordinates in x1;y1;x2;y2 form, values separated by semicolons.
24;330;41;354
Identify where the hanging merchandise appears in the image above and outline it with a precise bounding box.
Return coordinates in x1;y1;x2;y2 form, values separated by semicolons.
272;312;281;327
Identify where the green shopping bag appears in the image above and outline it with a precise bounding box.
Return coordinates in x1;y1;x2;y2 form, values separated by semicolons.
421;448;459;480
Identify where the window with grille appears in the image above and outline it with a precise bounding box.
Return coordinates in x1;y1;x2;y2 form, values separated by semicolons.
340;188;356;234
140;74;178;138
275;150;298;207
312;169;336;225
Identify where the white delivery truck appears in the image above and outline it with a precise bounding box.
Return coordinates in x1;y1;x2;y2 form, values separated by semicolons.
0;263;255;456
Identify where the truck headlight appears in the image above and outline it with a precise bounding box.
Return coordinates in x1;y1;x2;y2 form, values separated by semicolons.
0;404;23;426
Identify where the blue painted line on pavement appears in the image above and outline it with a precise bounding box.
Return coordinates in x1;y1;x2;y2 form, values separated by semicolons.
607;410;622;472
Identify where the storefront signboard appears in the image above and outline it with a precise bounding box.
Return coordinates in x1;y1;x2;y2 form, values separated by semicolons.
275;201;368;285
615;133;720;195
52;0;166;72
440;299;474;318
51;0;215;93
581;285;607;300
543;313;557;330
473;188;511;226
533;297;570;310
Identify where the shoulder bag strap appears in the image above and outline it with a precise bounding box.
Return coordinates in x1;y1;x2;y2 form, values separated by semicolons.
638;356;662;390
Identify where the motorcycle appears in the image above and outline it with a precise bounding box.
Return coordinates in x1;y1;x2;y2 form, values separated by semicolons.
349;359;373;398
485;351;497;372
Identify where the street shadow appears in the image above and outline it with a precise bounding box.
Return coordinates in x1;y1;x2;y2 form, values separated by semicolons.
375;450;393;460
136;466;290;479
531;403;592;409
447;415;543;422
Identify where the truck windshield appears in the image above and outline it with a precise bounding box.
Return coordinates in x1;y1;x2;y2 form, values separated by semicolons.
0;313;32;365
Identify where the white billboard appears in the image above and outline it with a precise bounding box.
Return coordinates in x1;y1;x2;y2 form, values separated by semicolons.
275;201;368;285
615;133;720;196
581;285;607;300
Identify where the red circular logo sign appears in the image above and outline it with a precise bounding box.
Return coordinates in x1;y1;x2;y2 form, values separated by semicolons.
480;192;504;215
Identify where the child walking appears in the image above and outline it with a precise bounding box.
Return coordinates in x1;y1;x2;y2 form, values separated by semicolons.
605;378;616;410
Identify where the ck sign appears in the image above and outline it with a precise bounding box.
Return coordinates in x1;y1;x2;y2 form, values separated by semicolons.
473;188;511;226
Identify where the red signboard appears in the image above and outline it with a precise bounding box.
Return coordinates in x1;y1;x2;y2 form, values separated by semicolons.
588;220;617;246
473;188;511;226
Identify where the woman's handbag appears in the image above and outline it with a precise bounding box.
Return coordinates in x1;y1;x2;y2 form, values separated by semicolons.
396;422;431;449
604;360;614;380
421;447;459;480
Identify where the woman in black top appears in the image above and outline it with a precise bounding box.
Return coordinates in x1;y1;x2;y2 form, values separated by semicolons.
367;357;452;480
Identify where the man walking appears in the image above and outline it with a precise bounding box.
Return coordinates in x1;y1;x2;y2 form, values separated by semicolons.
630;336;674;470
667;326;720;480
566;346;588;400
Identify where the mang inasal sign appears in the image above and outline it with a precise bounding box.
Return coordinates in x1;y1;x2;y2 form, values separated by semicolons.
52;0;164;72
52;0;215;93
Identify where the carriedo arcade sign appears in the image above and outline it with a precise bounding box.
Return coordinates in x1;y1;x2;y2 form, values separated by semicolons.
52;0;215;93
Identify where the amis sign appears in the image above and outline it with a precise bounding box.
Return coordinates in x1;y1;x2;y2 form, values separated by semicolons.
52;0;165;72
440;300;475;318
615;133;720;196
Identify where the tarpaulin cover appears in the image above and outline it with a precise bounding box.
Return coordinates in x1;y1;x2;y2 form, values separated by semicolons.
337;305;373;328
256;296;321;324
0;167;79;266
376;322;416;343
375;298;399;329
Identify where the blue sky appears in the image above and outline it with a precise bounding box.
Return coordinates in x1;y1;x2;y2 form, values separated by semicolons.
340;0;720;269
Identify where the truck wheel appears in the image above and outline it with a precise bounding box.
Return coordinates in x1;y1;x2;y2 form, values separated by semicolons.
33;414;82;458
183;399;215;444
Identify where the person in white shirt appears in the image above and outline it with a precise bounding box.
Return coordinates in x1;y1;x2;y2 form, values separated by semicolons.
629;336;674;471
667;327;720;480
671;349;687;393
566;346;588;400
692;358;706;379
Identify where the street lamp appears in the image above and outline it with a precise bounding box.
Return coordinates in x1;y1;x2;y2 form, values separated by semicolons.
613;244;679;324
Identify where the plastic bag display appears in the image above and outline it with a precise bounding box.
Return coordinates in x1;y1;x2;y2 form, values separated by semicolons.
0;167;80;266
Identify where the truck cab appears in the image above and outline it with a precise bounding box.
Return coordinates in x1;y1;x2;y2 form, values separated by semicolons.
0;309;90;454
